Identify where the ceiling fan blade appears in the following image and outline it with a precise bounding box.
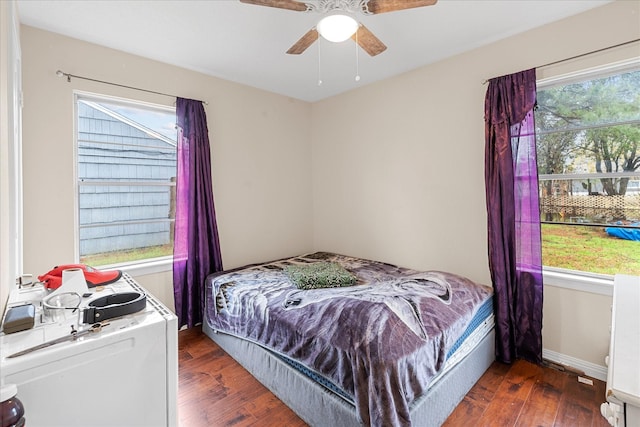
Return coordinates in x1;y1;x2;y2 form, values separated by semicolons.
363;0;437;14
352;25;387;56
239;0;309;12
286;28;318;54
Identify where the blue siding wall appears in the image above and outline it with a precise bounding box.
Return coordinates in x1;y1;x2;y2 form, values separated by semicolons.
78;103;176;256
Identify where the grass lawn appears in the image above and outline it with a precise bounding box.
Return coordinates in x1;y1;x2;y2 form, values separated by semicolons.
542;224;640;276
81;243;173;267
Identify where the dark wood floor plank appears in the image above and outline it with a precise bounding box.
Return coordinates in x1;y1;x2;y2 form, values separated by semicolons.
514;366;566;427
555;374;604;427
177;327;609;427
443;361;511;424
178;327;305;427
473;360;541;426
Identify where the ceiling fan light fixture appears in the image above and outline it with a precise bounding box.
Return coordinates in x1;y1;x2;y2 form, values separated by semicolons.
316;14;358;43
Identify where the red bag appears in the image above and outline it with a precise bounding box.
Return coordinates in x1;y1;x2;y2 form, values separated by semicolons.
38;264;122;289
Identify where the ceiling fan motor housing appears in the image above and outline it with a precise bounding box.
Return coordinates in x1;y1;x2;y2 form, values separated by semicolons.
240;0;438;55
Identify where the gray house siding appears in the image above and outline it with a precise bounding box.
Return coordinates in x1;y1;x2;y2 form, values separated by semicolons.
78;102;176;257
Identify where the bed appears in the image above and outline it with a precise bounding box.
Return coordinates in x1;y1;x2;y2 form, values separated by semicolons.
203;252;495;427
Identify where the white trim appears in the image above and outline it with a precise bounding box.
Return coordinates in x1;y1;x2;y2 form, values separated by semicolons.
105;256;173;277
543;269;614;296
73;92;81;262
543;348;608;382
537;57;640;89
1;0;23;313
74;90;175;113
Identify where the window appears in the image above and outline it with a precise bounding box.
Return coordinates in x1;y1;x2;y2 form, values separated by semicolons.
75;94;177;267
535;64;640;276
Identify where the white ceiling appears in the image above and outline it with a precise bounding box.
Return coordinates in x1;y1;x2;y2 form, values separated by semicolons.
17;0;612;102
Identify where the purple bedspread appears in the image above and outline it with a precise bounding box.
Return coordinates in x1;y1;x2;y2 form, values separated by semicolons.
205;252;493;427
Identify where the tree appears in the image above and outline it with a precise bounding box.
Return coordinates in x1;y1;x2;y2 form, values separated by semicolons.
536;70;640;196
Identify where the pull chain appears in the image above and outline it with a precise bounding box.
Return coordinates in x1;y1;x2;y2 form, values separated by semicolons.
318;36;323;86
355;25;361;82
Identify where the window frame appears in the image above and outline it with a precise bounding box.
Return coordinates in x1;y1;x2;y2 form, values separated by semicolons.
73;91;176;274
536;58;640;294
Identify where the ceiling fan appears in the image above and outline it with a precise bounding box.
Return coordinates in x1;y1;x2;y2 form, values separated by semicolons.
239;0;438;57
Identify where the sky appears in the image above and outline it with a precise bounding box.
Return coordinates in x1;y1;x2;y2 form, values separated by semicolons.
101;102;177;141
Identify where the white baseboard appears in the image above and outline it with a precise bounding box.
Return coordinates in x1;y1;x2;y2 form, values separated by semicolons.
543;348;608;382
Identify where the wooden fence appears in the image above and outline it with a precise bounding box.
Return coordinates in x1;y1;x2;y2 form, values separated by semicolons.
540;194;640;222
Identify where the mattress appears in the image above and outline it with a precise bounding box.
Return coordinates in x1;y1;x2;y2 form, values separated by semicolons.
269;296;495;406
205;252;494;427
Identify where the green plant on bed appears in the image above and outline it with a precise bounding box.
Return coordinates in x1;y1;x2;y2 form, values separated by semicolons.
285;262;357;290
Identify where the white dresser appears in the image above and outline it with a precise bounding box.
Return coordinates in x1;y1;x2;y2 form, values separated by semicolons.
0;274;178;426
601;274;640;427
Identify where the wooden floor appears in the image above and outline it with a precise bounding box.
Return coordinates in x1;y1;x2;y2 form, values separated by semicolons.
178;327;610;427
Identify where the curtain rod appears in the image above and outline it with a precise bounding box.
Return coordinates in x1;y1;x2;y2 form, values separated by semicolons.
482;38;640;84
56;70;208;105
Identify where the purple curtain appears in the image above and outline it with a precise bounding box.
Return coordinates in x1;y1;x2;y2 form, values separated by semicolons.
173;98;223;329
484;69;543;364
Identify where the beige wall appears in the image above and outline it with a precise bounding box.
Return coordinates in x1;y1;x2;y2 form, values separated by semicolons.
310;0;639;367
17;1;640;368
20;26;314;309
543;285;612;365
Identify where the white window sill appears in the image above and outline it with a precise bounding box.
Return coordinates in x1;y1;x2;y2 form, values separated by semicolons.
101;256;173;277
543;267;613;296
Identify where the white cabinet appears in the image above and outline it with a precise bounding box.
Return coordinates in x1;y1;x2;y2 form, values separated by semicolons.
601;274;640;427
0;274;178;426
